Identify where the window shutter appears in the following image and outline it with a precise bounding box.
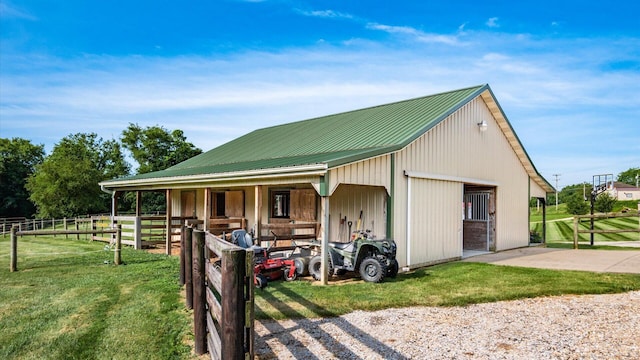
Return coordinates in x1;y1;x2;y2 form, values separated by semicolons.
290;189;317;221
225;190;244;217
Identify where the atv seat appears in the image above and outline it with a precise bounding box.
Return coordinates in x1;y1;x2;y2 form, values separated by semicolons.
329;241;355;252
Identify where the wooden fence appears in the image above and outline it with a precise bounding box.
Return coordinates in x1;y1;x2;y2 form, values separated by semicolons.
9;225;122;272
182;225;254;360
573;211;640;249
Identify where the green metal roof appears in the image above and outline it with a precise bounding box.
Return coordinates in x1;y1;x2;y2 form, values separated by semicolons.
104;84;486;183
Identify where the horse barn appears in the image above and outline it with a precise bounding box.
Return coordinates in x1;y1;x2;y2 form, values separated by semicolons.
99;84;554;279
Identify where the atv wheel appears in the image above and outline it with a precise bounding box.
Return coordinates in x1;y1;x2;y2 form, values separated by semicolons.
255;274;268;289
283;267;297;281
386;260;399;278
359;256;386;283
308;256;332;281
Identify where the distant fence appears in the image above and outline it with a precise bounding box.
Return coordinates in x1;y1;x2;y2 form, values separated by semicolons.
573;211;640;249
3;215;192;251
9;225;122;272
183;225;254;360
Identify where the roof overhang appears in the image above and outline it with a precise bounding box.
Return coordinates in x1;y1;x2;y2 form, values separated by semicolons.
100;163;328;191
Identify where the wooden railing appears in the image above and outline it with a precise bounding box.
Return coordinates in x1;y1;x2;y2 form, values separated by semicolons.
183;226;254;360
572;211;640;249
9;225;123;272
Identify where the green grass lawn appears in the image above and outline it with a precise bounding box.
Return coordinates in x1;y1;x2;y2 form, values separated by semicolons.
0;236;194;360
530;203;640;245
2;234;640;358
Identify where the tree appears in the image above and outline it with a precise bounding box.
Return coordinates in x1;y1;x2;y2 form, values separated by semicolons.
26;133;130;218
594;192;616;213
617;167;639;186
121;123;202;174
566;193;589;215
0;138;45;217
121;124;202;213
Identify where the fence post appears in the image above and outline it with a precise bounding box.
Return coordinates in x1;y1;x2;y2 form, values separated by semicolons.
185;226;194;309
114;225;122;265
10;225;18;272
180;222;186;286
192;230;207;355
52;218;56;237
75;219;80;240
221;248;246;360
573;216;579;249
134;216;142;250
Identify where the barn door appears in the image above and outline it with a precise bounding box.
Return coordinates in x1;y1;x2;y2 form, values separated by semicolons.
463;191;490;251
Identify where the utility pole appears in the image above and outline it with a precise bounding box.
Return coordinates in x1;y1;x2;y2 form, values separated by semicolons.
552;174;561;211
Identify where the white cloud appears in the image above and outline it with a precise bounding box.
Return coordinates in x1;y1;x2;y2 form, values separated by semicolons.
296;9;354;20
1;31;638;186
486;17;500;28
366;22;460;45
0;1;37;20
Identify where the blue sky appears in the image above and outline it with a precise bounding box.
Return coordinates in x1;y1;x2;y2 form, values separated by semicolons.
1;0;638;189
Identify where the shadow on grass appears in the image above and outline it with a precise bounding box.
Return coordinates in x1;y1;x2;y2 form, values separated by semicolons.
256;284;408;359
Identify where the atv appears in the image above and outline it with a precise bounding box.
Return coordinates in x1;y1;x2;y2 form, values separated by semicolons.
308;230;398;283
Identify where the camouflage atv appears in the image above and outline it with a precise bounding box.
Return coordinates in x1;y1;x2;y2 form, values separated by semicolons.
308;230;398;283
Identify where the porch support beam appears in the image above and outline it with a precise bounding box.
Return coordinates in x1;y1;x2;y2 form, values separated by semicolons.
204;188;211;232
136;191;142;216
254;185;262;238
166;189;172;256
320;195;330;285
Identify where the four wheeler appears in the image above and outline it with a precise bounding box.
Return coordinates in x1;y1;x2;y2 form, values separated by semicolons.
230;229;297;289
308;230;398;283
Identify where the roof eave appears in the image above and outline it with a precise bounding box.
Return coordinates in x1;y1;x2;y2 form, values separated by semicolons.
100;163;328;190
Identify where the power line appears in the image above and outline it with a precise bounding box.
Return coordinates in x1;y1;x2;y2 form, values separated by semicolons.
552;174;561;211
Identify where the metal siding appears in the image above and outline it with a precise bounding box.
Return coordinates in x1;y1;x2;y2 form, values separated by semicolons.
408;178;462;266
329;185;387;242
394;97;531;265
328;154;391;194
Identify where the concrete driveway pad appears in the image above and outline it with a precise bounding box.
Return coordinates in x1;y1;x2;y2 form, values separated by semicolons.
462;247;640;274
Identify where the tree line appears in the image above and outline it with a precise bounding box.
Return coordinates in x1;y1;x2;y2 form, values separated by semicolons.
533;167;639;215
1;124;202;219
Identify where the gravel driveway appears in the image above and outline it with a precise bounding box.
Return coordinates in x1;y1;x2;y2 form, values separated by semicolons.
255;291;640;359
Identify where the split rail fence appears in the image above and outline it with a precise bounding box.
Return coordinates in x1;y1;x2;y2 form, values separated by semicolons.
9;225;123;272
182;223;255;360
572;211;640;249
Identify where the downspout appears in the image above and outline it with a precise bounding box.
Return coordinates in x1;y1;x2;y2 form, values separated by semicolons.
100;184;116;229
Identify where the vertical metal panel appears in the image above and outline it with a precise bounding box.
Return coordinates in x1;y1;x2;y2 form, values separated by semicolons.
329;154;391;195
394;97;531;265
407;178;462;266
329;184;387;242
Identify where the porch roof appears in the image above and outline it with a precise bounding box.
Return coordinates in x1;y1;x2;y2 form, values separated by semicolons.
101;84;554;192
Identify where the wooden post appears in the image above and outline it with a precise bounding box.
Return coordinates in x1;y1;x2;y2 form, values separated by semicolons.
192;230;207;355
52;218;56;237
114;225;122;265
573;216;579;249
179;222;186;286
64;218;68;239
10;225;18;272
166;189;172;256
221;248;246;360
254;185;262;239
185;225;194;309
204;188;211;232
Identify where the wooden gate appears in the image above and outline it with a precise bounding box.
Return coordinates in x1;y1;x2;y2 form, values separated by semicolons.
184;227;254;360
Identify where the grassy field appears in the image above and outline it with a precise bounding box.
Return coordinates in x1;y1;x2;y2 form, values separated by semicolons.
530;202;640;245
0;235;193;360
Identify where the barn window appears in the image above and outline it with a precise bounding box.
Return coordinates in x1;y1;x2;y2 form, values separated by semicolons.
271;190;290;218
211;190;244;218
270;188;317;220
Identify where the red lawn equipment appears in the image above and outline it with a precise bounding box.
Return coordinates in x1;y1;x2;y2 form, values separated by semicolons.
231;229;297;289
